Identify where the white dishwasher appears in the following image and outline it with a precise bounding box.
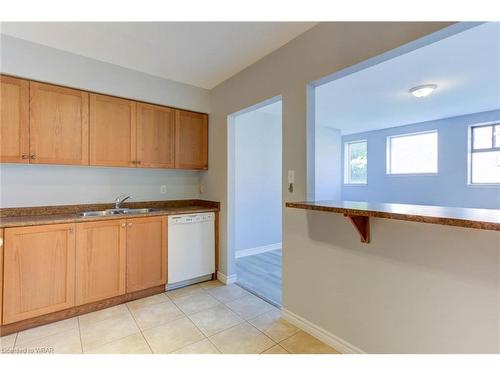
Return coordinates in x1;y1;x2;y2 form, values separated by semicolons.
167;212;215;287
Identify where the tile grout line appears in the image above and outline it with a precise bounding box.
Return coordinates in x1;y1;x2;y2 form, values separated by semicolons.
14;318;80;349
81;305;147;353
7;282;291;355
77;317;83;354
173;285;297;350
125;303;155;354
167;305;208;353
185;307;243;341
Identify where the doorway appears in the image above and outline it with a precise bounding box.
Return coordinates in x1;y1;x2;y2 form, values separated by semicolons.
228;97;283;306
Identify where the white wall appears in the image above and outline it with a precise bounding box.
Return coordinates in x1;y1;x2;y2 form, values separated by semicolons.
203;22;500;353
0;35;211;207
234;105;282;251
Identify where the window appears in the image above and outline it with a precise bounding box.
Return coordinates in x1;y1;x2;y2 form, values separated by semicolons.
387;130;438;174
344;140;367;184
470;124;500;184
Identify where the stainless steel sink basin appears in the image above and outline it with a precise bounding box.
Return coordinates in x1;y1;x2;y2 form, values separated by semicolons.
79;208;160;217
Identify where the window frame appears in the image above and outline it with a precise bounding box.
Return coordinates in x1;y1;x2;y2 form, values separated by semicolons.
386;129;439;176
343;139;368;185
468;122;500;186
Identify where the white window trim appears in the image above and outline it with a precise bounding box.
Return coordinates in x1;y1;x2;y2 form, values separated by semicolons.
467;121;500;186
343;139;368;185
386;129;439;175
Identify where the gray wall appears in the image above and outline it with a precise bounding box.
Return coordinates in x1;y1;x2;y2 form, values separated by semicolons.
203;22;500;353
0;35;211;207
0;164;201;207
234;108;282;251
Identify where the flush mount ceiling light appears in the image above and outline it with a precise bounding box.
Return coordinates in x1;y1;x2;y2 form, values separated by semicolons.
409;84;438;98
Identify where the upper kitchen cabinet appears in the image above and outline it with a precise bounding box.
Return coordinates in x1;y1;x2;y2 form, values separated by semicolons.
0;75;29;163
30;82;89;165
137;103;175;168
90;93;137;167
175;110;208;170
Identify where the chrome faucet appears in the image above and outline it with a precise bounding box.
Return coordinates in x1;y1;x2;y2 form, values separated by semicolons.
115;195;131;209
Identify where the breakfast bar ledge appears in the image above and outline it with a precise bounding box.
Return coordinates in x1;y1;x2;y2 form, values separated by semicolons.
285;200;500;243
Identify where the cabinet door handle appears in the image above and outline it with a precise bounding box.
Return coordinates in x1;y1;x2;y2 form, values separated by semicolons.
30;154;37;159
136;160;141;165
121;223;126;228
127;223;133;227
21;154;29;160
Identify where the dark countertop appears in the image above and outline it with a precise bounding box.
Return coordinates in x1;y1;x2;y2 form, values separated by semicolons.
286;200;500;232
0;200;219;229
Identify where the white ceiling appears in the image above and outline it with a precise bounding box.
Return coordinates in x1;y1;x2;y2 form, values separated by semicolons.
315;22;500;134
0;22;316;89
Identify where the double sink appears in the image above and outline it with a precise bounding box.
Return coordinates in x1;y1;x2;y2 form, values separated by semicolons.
79;207;160;217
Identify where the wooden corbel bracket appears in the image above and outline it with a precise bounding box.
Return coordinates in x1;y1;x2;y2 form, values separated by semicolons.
344;214;370;243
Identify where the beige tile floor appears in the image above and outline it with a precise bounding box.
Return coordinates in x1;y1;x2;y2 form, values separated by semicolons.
0;281;339;355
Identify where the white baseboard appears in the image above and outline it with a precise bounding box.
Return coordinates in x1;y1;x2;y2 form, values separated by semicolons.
217;271;237;285
235;242;282;258
281;308;365;354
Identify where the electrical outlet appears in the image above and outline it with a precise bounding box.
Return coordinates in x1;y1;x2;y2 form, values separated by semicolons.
199;184;204;194
160;185;167;194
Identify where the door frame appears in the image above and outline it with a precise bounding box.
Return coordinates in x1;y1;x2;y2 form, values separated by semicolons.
226;95;283;285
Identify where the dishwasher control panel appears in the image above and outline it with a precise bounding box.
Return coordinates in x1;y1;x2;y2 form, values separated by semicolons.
169;212;214;225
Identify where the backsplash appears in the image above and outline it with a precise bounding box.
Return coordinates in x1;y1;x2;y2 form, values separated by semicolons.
0;164;201;207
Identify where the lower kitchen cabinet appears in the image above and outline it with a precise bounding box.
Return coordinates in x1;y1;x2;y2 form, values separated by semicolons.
0;229;4;324
75;220;127;305
2;223;76;324
126;216;167;292
0;215;169;327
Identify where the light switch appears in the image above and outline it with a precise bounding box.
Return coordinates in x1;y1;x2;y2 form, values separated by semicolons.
160;185;167;194
288;170;295;193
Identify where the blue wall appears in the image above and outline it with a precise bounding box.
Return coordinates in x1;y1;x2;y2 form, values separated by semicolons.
342;109;500;209
315;126;342;201
234;106;282;251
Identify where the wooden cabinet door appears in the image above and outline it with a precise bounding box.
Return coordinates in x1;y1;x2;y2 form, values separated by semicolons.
75;220;126;305
0;75;29;163
90;93;136;167
29;82;89;165
126;216;167;292
3;223;76;324
137;103;175;168
175;110;208;170
0;229;4;324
